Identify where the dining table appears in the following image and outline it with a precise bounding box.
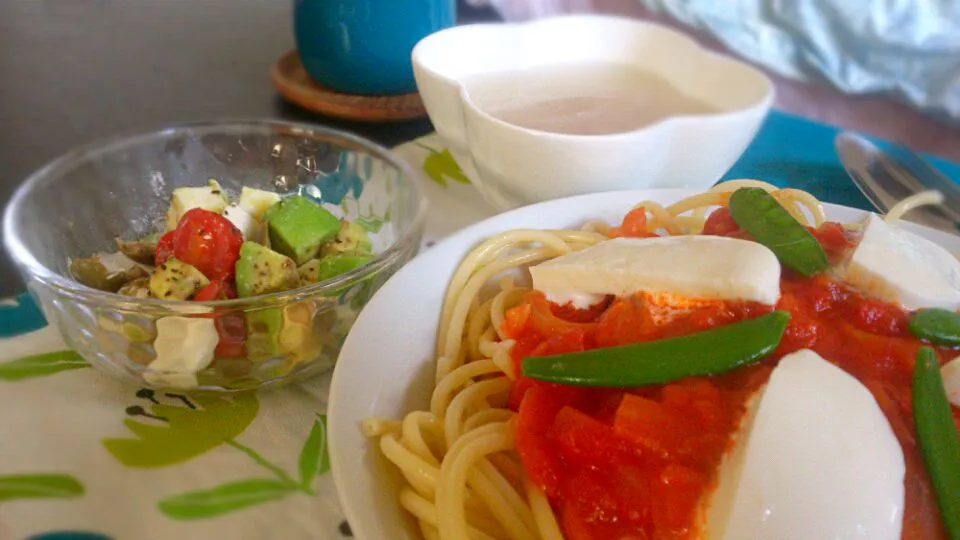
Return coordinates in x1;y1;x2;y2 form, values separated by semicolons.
3;1;960;539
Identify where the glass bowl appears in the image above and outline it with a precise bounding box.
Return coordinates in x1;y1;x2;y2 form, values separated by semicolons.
3;120;427;392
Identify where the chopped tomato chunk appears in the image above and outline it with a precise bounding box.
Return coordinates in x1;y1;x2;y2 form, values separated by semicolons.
515;386;567;497
609;207;655;238
552;406;629;467
702;206;738;236
651;464;703;539
502;303;531;339
614;395;695;461
595;295;657;347
811;221;857;264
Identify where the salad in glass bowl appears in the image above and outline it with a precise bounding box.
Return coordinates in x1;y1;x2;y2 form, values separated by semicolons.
4;120;426;391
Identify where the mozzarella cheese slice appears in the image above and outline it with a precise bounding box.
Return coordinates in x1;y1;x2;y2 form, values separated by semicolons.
842;213;960;310
706;349;905;540
145;316;219;389
529;236;781;307
941;355;960;408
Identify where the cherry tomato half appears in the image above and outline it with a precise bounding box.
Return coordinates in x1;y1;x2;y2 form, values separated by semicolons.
213;315;246;358
193;279;237;302
193;279;245;358
172;208;243;281
154;231;176;266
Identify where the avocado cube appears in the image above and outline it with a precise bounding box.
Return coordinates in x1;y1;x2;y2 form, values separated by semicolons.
298;254;374;286
149;258;210;300
234;242;300;298
321;220;374;257
265;196;341;265
245;301;318;363
245;307;284;360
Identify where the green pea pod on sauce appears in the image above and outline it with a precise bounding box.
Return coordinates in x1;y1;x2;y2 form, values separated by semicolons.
728;187;829;277
909;308;960;346
521;311;790;387
913;347;960;540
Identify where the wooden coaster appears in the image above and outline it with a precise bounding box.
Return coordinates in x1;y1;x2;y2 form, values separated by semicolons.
271;51;427;122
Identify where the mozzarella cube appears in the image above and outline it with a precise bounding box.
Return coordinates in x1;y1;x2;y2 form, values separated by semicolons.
529;236;781;307
165;179;229;230
842;213;960;310
223;204;262;241
145;316;219;389
238;187;281;220
706;349;904;540
97;251;141;275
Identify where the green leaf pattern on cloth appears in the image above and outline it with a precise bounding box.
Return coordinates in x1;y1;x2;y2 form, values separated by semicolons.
420;145;470;187
102;393;259;468
0;474;84;501
158;414;331;520
158;479;298;520
356;216;386;233
0;351;88;381
298;416;329;490
0;346;336;523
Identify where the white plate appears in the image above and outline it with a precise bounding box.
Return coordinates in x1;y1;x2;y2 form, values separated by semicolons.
327;188;960;540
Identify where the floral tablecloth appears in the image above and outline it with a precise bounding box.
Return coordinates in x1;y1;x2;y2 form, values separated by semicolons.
3;110;959;540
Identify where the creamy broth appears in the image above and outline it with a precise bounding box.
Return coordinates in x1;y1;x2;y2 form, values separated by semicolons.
465;62;717;135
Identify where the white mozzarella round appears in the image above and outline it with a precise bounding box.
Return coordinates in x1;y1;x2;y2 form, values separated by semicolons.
941;355;960;408
530;235;782;306
706;349;905;540
842;213;960;310
145;316;219;389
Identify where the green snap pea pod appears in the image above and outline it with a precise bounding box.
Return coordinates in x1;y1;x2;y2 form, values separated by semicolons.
521;311;790;387
909;308;960;346
912;347;960;540
728;187;829;276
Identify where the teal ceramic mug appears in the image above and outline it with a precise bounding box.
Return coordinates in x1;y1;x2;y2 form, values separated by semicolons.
294;0;456;96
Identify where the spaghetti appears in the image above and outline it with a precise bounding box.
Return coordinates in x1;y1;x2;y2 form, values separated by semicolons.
361;182;945;540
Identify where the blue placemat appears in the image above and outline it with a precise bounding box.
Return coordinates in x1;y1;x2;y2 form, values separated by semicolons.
724;110;960;210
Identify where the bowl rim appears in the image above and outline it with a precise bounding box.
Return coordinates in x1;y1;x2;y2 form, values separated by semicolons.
2;118;429;310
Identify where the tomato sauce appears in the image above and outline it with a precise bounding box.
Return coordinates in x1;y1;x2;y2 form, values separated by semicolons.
503;212;960;540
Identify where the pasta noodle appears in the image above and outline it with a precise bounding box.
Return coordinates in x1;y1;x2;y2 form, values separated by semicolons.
884;190;944;223
361;184;919;540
